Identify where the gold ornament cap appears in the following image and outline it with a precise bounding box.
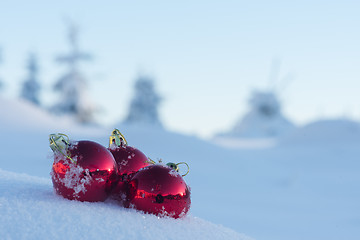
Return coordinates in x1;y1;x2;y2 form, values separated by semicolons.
109;129;127;147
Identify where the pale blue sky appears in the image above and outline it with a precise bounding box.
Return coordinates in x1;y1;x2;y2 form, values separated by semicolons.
0;0;359;138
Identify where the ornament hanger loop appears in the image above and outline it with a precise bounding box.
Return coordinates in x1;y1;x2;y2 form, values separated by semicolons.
148;158;190;177
166;162;190;177
176;162;190;177
49;133;75;164
109;129;128;147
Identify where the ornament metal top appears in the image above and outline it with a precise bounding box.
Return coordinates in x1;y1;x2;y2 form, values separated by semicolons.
109;128;127;147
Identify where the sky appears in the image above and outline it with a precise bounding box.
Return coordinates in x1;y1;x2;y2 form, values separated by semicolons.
0;0;359;138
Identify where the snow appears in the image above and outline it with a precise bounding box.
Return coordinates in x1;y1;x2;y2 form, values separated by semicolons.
1;97;360;240
214;136;277;149
0;169;249;240
279;118;360;145
51;156;92;196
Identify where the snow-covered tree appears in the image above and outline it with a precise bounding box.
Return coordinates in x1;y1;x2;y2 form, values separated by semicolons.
20;53;40;105
223;90;295;138
124;75;163;127
52;23;95;123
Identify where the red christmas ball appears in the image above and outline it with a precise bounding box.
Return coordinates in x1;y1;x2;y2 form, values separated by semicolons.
50;136;118;202
110;146;149;177
127;164;191;219
108;129;150;202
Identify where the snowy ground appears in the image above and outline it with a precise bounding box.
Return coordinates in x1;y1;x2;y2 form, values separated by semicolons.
1;98;360;240
0;169;249;240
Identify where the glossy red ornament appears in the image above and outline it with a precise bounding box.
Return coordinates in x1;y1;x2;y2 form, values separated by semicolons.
50;134;118;202
108;129;150;202
127;164;191;218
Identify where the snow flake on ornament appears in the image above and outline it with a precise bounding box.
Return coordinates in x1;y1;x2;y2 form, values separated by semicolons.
120;159;128;166
168;168;180;178
178;207;188;219
63;164;92;195
158;206;176;219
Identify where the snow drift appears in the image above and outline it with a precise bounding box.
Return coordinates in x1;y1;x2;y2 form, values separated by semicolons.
0;169;250;240
279;118;360;145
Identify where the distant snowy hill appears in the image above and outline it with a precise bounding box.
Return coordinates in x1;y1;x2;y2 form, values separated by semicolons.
1;97;360;240
279;118;360;145
1;97;61;130
0;97;102;134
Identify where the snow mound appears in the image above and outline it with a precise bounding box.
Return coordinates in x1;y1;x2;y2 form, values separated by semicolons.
0;168;251;240
0;97;69;131
279;118;360;145
213;136;277;149
0;97;104;135
217;90;295;139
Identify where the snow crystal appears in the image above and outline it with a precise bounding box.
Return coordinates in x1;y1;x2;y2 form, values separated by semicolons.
64;165;92;195
158;206;176;218
120;159;128;166
120;193;127;201
51;154;92;197
109;143;117;151
168;168;180;178
178;207;188;219
94;175;105;183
